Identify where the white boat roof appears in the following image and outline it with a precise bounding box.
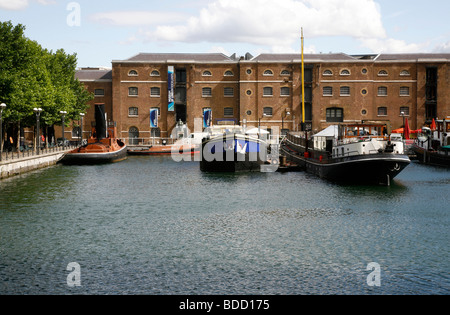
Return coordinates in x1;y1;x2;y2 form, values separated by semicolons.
313;125;339;138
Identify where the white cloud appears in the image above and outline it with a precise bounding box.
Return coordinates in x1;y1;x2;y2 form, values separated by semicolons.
433;41;450;53
90;11;188;27
146;0;386;51
0;0;28;10
360;38;428;53
0;0;55;10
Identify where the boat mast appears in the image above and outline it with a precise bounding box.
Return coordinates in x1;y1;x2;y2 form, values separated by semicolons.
301;28;305;126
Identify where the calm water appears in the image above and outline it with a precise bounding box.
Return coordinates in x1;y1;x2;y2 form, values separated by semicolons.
0;156;449;295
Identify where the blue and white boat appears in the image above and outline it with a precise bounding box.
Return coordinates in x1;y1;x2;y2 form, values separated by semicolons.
200;126;268;172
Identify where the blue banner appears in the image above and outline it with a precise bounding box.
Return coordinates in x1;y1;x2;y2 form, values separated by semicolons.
203;108;212;128
150;108;158;128
168;66;175;112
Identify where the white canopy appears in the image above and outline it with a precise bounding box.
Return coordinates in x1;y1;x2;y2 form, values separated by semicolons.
313;125;339;138
245;127;270;135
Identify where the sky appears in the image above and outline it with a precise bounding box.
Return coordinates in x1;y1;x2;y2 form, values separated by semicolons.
1;0;449;68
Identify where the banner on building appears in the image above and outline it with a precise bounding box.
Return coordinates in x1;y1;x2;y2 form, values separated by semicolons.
203;108;212;128
168;66;175;112
150;108;159;128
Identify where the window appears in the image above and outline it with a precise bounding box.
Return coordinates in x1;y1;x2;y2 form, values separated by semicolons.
129;127;139;145
263;107;273;116
280;87;290;96
128;87;138;96
323;86;333;96
72;127;81;138
400;107;410;116
323;70;333;76
202;87;212;97
129;107;139;116
263;69;274;76
224;107;234;116
340;86;350;96
224;87;234;97
400;70;410;76
150;87;161;97
263;87;273;96
281;70;290;76
378;107;388;116
378;86;388;96
94;89;105;97
150;70;160;77
340;69;350;76
224;70;234;76
202;70;212;76
128;70;138;76
400;86;410;96
378;70;388;76
326;108;344;122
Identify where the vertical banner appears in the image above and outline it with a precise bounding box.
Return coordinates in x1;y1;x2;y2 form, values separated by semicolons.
168;66;175;112
150;108;158;128
203;108;212;128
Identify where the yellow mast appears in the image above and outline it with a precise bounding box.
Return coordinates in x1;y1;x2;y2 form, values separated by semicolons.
301;28;305;125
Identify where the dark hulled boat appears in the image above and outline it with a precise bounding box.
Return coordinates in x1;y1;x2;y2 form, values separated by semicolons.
412;119;450;167
200;126;268;172
282;123;411;185
60;105;127;165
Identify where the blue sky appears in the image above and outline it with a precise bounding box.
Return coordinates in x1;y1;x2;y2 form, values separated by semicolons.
1;0;449;68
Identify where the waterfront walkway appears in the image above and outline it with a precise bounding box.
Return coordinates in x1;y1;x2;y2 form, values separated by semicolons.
0;146;75;179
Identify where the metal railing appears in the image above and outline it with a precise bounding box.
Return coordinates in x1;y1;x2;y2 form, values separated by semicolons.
0;145;76;164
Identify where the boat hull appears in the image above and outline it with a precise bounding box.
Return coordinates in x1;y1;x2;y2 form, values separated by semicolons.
60;145;128;165
128;145;199;156
412;145;450;167
282;143;410;185
200;134;267;172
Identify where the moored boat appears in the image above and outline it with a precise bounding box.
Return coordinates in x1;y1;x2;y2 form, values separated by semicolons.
282;123;411;185
200;125;268;172
412;119;450;166
60;105;127;165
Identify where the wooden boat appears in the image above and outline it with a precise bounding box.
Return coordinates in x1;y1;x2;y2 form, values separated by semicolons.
127;143;199;156
281;123;410;185
412;119;450;166
60;105;127;165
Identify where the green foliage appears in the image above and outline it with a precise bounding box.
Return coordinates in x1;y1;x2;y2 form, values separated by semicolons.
0;21;93;128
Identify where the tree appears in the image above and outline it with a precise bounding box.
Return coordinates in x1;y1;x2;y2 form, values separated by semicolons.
0;21;93;147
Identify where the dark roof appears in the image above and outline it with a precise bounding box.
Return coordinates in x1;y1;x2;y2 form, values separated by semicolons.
251;53;357;62
75;69;112;81
116;53;233;63
376;53;450;61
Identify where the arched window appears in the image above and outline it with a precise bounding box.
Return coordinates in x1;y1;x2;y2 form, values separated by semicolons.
281;70;290;76
378;70;388;76
224;70;234;76
400;70;410;76
129;127;139;145
340;69;350;76
128;70;138;76
150;70;160;77
323;70;333;76
263;69;274;76
202;70;212;76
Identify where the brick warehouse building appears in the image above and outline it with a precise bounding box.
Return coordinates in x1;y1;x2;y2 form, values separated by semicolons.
71;52;450;144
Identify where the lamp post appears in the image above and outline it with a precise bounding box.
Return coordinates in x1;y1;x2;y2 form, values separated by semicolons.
60;111;67;149
79;113;85;146
282;108;291;136
33;108;43;155
0;103;6;162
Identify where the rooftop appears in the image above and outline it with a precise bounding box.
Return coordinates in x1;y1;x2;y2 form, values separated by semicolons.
113;53;234;63
75;69;112;81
